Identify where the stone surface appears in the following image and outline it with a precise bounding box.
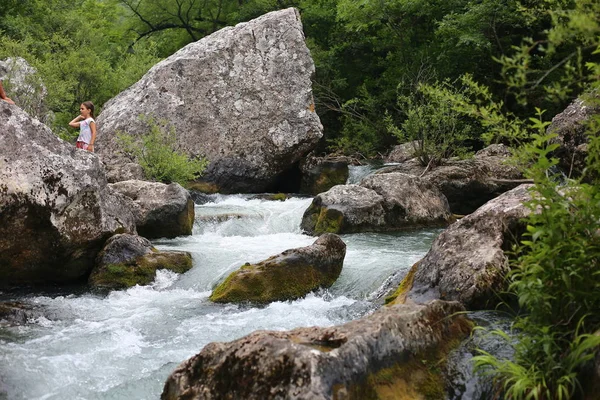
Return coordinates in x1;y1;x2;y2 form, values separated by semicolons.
209;233;346;304
0;302;43;325
105;162;144;183
161;300;471;400
360;172;452;227
0;57;52;124
406;184;534;309
300;185;386;235
377;144;524;215
0;102;136;287
301;173;452;235
548;95;599;178
385;140;418;164
96;8;322;193
299;154;350;195
89;233;193;289
109;180;194;239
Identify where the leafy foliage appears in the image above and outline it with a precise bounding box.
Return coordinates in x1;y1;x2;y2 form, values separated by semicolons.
117;115;208;186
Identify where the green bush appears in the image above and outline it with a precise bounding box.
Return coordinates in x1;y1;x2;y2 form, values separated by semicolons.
117;115;208;186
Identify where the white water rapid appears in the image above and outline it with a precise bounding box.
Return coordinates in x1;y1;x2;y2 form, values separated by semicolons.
0;194;441;400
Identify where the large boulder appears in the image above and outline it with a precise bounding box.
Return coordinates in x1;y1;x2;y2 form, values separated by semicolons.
96;8;322;193
209;233;346;304
0;102;136;287
548;95;599;178
404;184;534;309
0;57;52;124
162;300;472;400
377;144;524;215
89;234;192;290
301;173;452;235
109;180;194;239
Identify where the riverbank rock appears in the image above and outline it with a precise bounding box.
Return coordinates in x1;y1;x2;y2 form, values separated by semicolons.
548;95;599;179
89;234;192;290
109;180;194;239
299;154;350;195
385;140;418;163
0;102;136;287
401;184;534;309
301;173;452;235
96;8;322;193
377;144;524;215
162;300;472;400
209;233;346;304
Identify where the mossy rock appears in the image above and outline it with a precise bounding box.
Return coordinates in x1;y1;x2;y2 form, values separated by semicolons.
210;234;346;304
186;180;220;194
301;204;344;235
385;261;419;306
336;314;474;400
90;251;192;290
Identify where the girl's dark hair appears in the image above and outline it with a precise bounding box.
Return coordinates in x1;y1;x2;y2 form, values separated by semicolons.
82;101;95;118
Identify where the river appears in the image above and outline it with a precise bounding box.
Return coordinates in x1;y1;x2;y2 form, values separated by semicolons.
0;188;442;399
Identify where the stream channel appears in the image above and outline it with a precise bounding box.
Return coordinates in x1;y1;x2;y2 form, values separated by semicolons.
0;166;509;400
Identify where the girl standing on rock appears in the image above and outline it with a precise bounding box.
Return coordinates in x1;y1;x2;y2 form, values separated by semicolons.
69;101;96;152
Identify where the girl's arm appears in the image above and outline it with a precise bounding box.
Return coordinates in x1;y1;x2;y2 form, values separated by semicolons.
88;121;97;152
69;115;82;128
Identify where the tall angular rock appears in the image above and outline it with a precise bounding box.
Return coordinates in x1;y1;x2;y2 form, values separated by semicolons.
97;8;322;193
0;102;136;287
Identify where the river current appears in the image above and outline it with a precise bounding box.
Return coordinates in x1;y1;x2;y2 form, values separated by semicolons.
1;176;444;399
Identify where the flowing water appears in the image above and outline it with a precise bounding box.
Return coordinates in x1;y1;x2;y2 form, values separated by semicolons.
0;194;442;400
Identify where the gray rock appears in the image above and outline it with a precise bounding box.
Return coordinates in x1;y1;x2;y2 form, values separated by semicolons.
89;233;193;289
377;144;524;215
0;57;52;125
299;154;350;195
300;185;386;235
161;300;471;400
407;184;534;309
548;96;599;178
97;8;322;193
0;102;136;287
384;140;419;163
209;233;346;303
361;172;452;227
301;173;452;235
109;180;195;239
105;162;144;183
0;302;43;325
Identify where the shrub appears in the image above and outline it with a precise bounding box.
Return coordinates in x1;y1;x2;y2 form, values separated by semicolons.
117;115;208;186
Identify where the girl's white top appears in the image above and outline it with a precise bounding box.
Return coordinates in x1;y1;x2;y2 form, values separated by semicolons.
77;117;95;144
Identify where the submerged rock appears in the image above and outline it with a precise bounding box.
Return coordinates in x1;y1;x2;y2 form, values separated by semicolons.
97;8;322;193
404;184;534;309
89;234;192;289
0;102;136;287
0;302;43;325
162;300;471;400
209;233;346;304
301;173;452;235
109;180;194;239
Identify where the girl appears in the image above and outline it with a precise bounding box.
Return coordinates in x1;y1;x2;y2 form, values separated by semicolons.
69;101;96;152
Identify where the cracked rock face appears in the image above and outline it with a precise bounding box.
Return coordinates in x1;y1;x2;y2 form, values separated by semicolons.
97;8;322;193
0;102;136;287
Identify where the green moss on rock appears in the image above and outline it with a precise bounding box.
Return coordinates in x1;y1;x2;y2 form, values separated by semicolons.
385;261;419;305
314;207;344;235
90;251;193;290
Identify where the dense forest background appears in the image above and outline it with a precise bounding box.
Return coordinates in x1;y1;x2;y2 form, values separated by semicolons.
2;1;600;398
0;0;591;155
